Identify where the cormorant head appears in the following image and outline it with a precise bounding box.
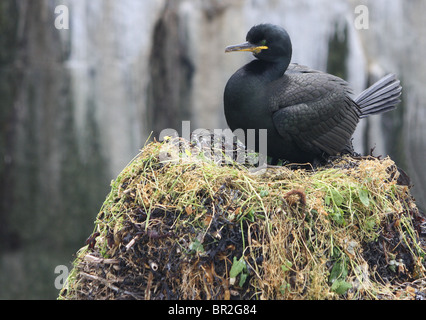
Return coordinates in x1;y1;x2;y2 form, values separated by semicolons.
225;24;292;64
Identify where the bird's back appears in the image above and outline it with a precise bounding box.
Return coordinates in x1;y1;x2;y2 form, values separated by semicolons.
266;64;360;161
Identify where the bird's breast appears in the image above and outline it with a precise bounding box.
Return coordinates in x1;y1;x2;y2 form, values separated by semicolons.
224;70;275;131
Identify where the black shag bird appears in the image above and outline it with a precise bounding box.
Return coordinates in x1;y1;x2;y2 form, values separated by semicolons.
224;24;402;163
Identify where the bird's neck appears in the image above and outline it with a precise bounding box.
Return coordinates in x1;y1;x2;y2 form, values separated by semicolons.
253;58;290;81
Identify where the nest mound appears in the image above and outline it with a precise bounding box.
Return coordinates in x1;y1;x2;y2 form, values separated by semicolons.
59;137;426;300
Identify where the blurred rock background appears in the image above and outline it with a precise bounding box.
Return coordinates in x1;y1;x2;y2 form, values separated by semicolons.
0;0;424;299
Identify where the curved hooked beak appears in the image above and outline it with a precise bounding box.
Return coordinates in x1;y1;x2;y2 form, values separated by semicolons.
225;41;268;54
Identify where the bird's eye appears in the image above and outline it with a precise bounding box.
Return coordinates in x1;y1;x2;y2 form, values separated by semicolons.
260;39;267;46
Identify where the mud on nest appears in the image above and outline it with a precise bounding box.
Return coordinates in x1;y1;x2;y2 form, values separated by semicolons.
59;137;426;300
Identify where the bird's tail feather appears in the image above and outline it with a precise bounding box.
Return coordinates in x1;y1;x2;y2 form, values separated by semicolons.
355;74;402;118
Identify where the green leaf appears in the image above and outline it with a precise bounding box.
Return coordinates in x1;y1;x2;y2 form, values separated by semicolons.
331;207;345;225
331;189;344;206
281;260;293;272
365;216;376;231
331;279;352;295
230;256;248;287
329;257;348;283
259;189;269;197
358;188;370;207
246;209;255;222
325;195;331;206
230;256;246;278
189;238;204;253
280;282;290;295
239;272;248;287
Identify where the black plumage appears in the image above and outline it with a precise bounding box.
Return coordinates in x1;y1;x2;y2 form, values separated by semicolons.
224;24;401;163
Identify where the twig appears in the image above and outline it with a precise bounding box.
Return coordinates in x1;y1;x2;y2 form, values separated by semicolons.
125;234;141;251
80;271;141;299
84;254;119;265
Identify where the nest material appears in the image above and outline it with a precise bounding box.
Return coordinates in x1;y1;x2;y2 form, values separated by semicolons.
59;137;426;300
